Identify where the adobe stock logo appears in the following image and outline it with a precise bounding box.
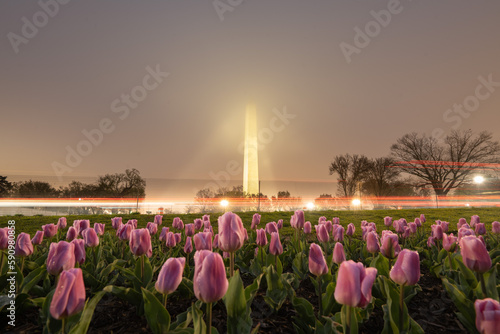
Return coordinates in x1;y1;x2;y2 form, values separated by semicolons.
7;0;72;54
51;64;169;181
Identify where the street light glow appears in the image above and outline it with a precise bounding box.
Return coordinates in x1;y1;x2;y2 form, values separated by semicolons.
473;175;485;184
220;199;229;207
306;202;315;210
352;198;361;206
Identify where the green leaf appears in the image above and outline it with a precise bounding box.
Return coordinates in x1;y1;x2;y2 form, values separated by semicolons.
244;274;262;307
440;277;477;333
292;296;316;330
484;265;499;300
103;285;142;307
437;248;448;262
224;270;252;334
68;290;106;334
370;254;389;277
340;305;358;334
455;256;478;288
20;266;46;294
141;288;171;334
409;317;425;334
192;302;207;334
322;282;338;317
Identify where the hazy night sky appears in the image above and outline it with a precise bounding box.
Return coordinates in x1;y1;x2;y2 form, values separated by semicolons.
1;1;499;198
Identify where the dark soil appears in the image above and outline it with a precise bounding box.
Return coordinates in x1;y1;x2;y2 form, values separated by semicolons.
6;265;467;334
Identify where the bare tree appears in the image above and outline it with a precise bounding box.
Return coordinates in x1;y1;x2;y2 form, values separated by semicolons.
363;157;401;197
329;154;372;197
390;130;500;196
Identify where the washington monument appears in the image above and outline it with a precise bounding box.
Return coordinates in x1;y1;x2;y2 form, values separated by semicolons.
243;104;259;195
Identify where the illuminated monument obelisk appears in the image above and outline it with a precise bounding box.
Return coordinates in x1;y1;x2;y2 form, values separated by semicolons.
243;104;259;195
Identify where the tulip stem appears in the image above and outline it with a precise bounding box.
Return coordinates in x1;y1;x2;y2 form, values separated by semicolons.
20;257;25;274
0;251;4;274
399;284;405;331
260;246;263;264
163;294;168;309
346;305;351;334
447;252;453;270
141;255;145;284
230;252;234;277
62;317;66;334
206;302;212;334
479;272;487;298
317;275;323;317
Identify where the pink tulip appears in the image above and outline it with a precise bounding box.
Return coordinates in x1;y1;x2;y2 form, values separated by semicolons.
71;239;86;265
82;228;99;248
154;215;163;225
0;227;10;250
251;213;261;230
184;236;193;253
218;212;246;253
117;224;133;241
362;226;375;241
409;222;417;234
443;233;458;252
78;220;90;235
457;218;468;230
390;249;420;286
431;224;443;240
325;221;333;234
380;231;400;259
475;223;486;236
318;216;327;224
203;214;210;223
316;224;329;243
269;232;283;255
204;221;211;229
458;226;475;242
111;217;122;230
15;233;33;257
492;221;500;234
127;219;138;229
303;221;312;234
42;224;58;238
193;232;212;251
291;210;305;230
277;219;283;229
32;230;44;245
460;236;491;273
50;268;85;320
265;222;279;235
212;234;219;249
332;217;340;225
346;223;355;237
309;243;328;276
366;231;380;254
194;218;203;230
173;217;184;230
155;257;186;295
256;228;267;247
332;242;346;264
471;215;480;229
384;216;392;227
402;226;410;239
47;241;75;275
66;227;77;242
427;236;436;248
334;260;377;308
129;229;152;257
165;232;177;248
159;227;169;241
193;250;228;303
419;214;426;223
413;218;421;228
333;225;344;242
57;217;67;229
174;233;182;244
475;298;500;334
94;223;105;236
185;224;195;237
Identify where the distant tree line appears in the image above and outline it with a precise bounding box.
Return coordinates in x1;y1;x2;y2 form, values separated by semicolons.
0;168;146;199
329;130;500;197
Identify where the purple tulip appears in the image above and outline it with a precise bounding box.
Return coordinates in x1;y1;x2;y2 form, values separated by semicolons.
111;217;122;230
269;232;283;255
419;214;426;223
256;228;267;247
318;216;327;224
265;222;279;235
334;260;377;308
475;298;500;334
427;236;436;248
42;224;58;238
193;232;212;251
475;223;486;236
174;233;182;244
57;217;67;230
66;227;77;242
218;212;246;253
431;224;444;240
50;268;85;320
443;233;458;252
457;218;468;230
145;222;157;235
251;213;261;230
470;215;480;229
165;232;177;248
303;221;312;234
129;229;152;257
291;210;305;230
409;222;417;234
185;224;195;236
32;230;44;245
15;233;33;257
193;250;228;303
71;239;86;265
316;224;329;243
459;236;491;273
332;242;346;264
82;228;99;248
384;216;392;227
159;227;169;242
127;219;138;229
413;218;421;228
390;249;420;286
438;220;449;233
154;215;163;225
155;257;185;295
184;236;193;253
380;231;400;259
277;219;283;229
458;226;475;242
47;241;75;275
194;218;203;230
0;227;10;250
203;214;210;223
78;220;90;235
366;231;380;254
362;226;375;241
334;225;344;243
117;224;133;241
204;221;211;229
212;234;219;249
309;243;328;276
346;223;355;237
492;221;500;234
94;223;105;236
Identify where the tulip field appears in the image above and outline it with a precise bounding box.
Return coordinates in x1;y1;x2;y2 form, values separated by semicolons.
1;208;500;334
